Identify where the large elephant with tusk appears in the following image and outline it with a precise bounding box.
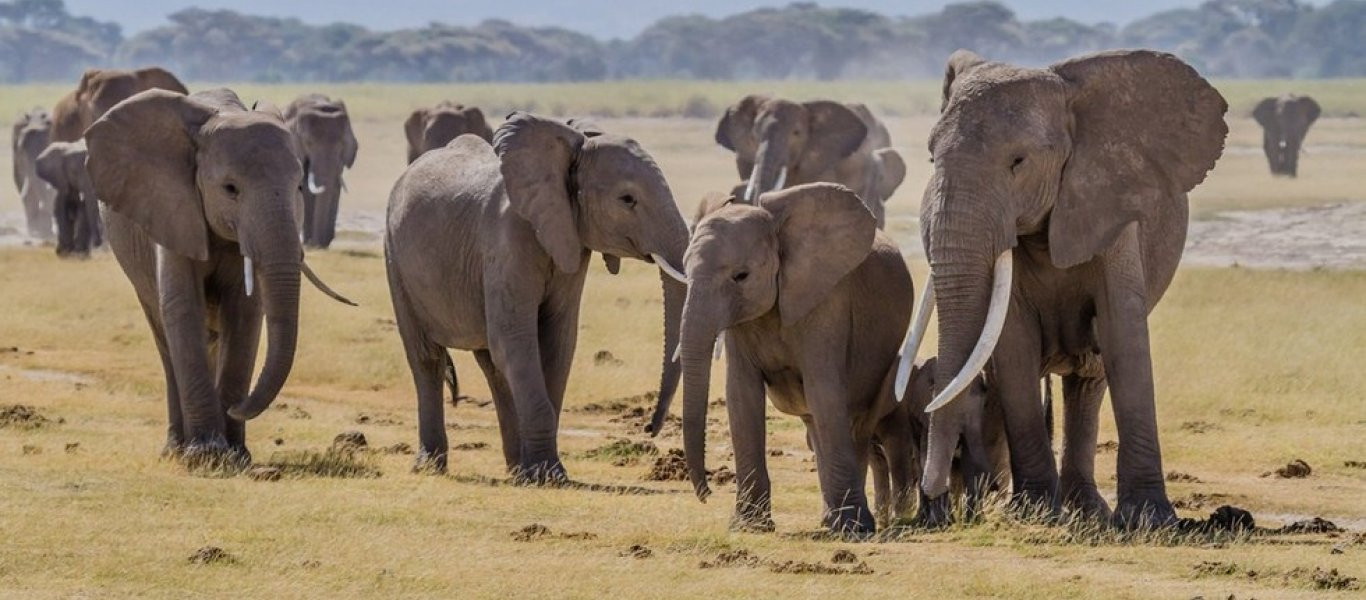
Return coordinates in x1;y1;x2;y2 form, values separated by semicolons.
87;88;354;464
385;114;690;483
894;49;1227;529
285;94;357;249
1253;94;1320;178
715;95;906;228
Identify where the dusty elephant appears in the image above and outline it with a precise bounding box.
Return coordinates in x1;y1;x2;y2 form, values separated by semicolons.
714;95;906;227
86;88;351;463
677;183;913;535
35;140;100;256
896;49;1227;529
1253;94;1320;177
385;114;690;482
404;101;493;163
11;109;57;240
50;66;188;143
285;94;358;249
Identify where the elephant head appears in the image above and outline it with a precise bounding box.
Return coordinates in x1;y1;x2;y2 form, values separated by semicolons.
405;101;493;163
285;94;357;248
35;140;99;256
677;183;876;500
13;109;56;240
51;67;188;142
86;88;307;421
715;95;868;202
1253;94;1320;177
906;49;1226;506
493;112;691;429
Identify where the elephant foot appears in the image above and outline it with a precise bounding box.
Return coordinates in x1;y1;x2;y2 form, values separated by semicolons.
512;458;568;486
413;450;449;475
160;436;186;459
824;503;876;538
914;491;954;529
1112;495;1177;530
180;438;250;474
1008;485;1061;522
1062;482;1112;523
729;513;776;534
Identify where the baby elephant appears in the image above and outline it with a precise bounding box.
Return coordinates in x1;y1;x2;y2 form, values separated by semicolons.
404;101;493;163
36;140;102;257
678;183;913;535
386;113;690;482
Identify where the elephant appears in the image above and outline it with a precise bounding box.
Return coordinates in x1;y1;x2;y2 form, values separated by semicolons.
869;356;1008;526
12;109;57;240
895;49;1227;529
284;94;358;249
50;66;188;143
404;101;493;163
86;88;352;462
714;95;906;227
677;183;914;535
35;140;101;256
385;113;690;482
1253;94;1320;177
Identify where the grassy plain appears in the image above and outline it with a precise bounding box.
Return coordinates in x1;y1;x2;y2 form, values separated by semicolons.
1;79;1364;598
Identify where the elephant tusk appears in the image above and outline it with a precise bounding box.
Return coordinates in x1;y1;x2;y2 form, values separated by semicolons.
742;163;761;203
243;256;254;297
671;343;680;363
894;276;936;401
301;260;358;306
19;179;29;200
651;253;687;283
307;171;326;195
340;176;348;192
925;249;1013;412
773;166;787;192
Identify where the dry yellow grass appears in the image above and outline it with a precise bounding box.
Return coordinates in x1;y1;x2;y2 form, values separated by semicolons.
2;82;1364;598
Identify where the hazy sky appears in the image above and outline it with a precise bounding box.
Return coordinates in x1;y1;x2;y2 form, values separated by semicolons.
63;1;1332;39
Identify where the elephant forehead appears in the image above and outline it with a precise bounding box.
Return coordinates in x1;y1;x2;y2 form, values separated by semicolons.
933;73;1068;153
199;116;300;172
579;138;660;179
688;205;775;262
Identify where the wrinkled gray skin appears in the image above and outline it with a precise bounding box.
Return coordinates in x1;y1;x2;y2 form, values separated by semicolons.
916;49;1226;529
385;113;689;482
1253;94;1320;178
12;109;57;240
679;183;913;535
50;66;189;144
715;95;906;227
285;94;357;249
88;88;309;463
405;101;493;163
35;140;101;256
869;356;1008;526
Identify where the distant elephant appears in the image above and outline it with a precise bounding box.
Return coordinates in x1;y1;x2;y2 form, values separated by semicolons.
677;183;913;535
385;114;690;482
714;95;906;227
285;94;358;249
50;66;188;143
11;109;57;240
86;88;350;462
404;101;493;163
896;49;1227;529
1253;94;1320;177
869;356;1008;526
35;140;100;256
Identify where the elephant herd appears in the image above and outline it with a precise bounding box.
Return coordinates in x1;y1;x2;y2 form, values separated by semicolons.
5;48;1318;536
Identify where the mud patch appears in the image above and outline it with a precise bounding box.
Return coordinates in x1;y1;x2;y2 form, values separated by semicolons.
646;448;733;485
0;404;59;430
697;549;871;575
1096;440;1118;453
831;549;859;564
1344;460;1366;469
593;350;624;366
453;442;488;451
354;412;404;426
574;391;656;414
1278;517;1341;534
332;431;368;451
1172;492;1235;510
698;549;762;569
620;544;653;559
187;546;235;565
1180;421;1220;434
1264;459;1312;478
510;523;597;542
580;438;658;465
1166;471;1202;483
769;559;873;575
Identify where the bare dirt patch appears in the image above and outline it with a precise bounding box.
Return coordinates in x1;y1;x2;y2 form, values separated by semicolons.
0;404;58;430
187;546;235;565
1264;459;1313;479
1184;202;1366;270
580;438;659;465
510;523;597;542
646;448;733;486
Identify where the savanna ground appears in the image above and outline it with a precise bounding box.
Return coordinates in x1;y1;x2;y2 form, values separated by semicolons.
1;79;1364;598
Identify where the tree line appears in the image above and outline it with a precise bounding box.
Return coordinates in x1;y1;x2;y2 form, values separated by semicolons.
3;0;1363;83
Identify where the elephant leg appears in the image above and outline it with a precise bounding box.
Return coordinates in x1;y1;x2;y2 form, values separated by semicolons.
538;283;585;416
85;195;103;248
726;354;773;532
320;190;340;249
301;189;317;247
390;278;449;473
1261;131;1280;175
474;349;520;471
993;314;1058;515
873;413;915;526
1060;374;1111;521
72;197;91;255
215;279;263;459
869;442;891;526
1285;132;1304;178
804;377;874;535
157;251;229;462
1098;224;1173;529
487;301;564;484
53;191;76;256
140;302;184;456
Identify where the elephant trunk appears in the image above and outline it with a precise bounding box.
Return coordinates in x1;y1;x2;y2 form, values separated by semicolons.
648;274;686;435
228;209;303;421
679;285;720;501
746;137;789;202
304;157;343;248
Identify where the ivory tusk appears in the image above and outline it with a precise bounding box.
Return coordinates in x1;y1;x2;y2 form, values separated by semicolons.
925;249;1014;413
743;163;761;202
652;253;687;283
19;179;30;200
340;176;348;192
773;166;787;192
893;276;936;401
243;256;254;297
307;171;325;195
301;260;358;306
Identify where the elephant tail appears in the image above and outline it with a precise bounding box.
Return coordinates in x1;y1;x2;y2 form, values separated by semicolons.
443;350;460;406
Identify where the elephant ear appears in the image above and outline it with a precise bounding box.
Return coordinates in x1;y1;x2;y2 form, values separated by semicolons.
1047;50;1227;269
340;101;358;168
942;49;987;112
1297;96;1321;126
86;89;216;261
34;144;66;189
134;67;189;95
464;107;494;142
715;94;767;157
797;101;867;176
493;112;586;274
762;183;876;328
874;147;907;200
404;108;428;162
1252;97;1279;129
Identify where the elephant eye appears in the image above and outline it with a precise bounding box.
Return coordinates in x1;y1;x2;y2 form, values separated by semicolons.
1010;156;1025;172
732;271;749;282
223;183;240;197
619;194;637;208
